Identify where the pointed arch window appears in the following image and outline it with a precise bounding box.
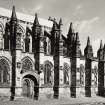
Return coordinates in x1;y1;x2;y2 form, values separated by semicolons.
25;35;30;52
16;24;25;50
21;57;33;73
0;57;10;86
44;61;53;85
44;37;51;55
80;64;85;86
25;27;31;52
63;63;70;85
93;66;98;86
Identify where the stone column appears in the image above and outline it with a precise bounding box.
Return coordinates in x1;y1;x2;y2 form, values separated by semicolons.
85;58;92;97
32;13;41;100
53;32;59;99
53;54;59;99
98;61;104;96
70;57;76;97
52;19;60;99
70;33;77;98
97;40;104;96
84;37;93;97
9;6;17;101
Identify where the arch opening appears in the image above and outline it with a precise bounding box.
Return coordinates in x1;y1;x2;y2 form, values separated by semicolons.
22;74;38;98
44;61;53;86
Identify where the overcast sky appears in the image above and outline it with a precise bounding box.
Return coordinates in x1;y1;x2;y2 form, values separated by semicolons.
0;0;105;56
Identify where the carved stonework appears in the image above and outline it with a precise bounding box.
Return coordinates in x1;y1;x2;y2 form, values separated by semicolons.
16;33;21;49
21;58;33;73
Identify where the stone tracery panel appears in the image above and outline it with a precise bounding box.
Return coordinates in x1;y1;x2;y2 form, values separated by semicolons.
21;57;34;73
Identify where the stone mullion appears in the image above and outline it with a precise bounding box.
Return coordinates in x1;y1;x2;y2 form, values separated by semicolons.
85;58;91;97
98;61;104;96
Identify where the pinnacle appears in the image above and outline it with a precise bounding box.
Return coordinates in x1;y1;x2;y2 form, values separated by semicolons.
11;5;17;20
59;18;63;26
100;40;103;49
76;32;79;41
87;36;90;46
68;22;74;34
33;13;40;26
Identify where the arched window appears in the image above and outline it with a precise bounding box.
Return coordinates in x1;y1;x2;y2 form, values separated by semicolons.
63;63;70;84
16;24;25;50
44;61;53;85
25;36;30;52
0;57;10;86
44;37;51;55
25;27;31;52
80;64;85;86
93;66;98;86
21;57;33;73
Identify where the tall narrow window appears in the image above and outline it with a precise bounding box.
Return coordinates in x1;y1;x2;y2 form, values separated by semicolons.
63;63;69;84
44;61;53;85
0;57;10;86
94;66;98;86
80;64;85;86
25;36;30;52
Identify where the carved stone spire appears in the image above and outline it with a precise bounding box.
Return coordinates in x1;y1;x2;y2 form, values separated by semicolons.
87;36;90;46
59;18;63;29
52;20;58;31
32;13;41;52
10;5;17;51
97;40;104;60
100;40;103;49
75;32;80;57
84;36;93;58
11;5;17;21
68;22;74;34
33;13;40;26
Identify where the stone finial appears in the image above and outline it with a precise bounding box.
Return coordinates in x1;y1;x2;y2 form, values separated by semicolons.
68;22;74;34
33;13;40;26
11;5;17;21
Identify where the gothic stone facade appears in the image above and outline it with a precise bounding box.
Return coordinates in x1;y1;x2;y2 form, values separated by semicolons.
0;6;101;99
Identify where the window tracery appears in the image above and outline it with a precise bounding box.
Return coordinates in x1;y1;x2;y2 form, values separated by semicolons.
44;61;53;85
63;63;70;84
21;57;33;73
16;24;25;50
0;57;10;86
